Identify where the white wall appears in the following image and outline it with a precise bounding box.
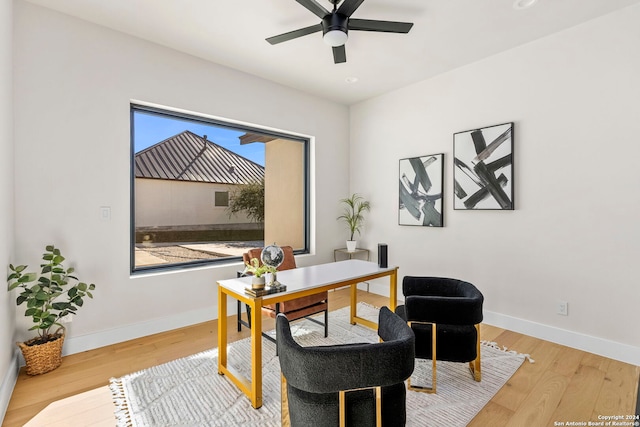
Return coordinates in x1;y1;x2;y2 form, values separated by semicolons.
0;0;16;420
135;179;252;227
12;1;349;354
350;5;640;365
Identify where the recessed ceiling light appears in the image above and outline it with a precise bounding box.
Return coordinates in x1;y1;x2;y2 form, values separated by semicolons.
345;77;359;84
513;0;537;10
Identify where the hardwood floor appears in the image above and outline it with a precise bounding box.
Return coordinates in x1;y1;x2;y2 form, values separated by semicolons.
4;288;639;427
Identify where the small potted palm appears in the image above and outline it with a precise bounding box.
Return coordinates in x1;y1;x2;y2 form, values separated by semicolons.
337;193;371;252
7;245;96;375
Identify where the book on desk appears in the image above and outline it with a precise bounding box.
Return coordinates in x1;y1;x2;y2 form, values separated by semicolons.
244;284;287;297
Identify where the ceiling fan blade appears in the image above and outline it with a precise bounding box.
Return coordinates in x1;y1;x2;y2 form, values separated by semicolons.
332;45;346;64
336;0;365;17
349;19;413;33
266;23;323;45
296;0;330;19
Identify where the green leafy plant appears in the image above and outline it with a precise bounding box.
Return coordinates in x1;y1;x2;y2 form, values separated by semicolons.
227;178;265;223
7;245;96;345
242;257;276;278
337;193;371;241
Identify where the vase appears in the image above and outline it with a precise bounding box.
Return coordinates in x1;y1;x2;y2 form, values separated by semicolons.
17;333;65;375
346;240;357;252
251;275;266;290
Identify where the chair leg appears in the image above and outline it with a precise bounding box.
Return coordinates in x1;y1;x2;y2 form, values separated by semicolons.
339;390;346;427
237;301;252;331
469;324;482;382
274;303;280;356
407;321;437;394
339;386;382;427
281;374;290;426
324;308;328;338
303;308;328;334
374;386;382;427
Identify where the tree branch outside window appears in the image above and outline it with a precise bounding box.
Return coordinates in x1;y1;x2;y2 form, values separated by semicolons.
228;178;265;223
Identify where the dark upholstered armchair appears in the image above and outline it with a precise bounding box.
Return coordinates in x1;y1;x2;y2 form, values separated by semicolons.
277;306;415;427
238;246;328;341
395;276;484;393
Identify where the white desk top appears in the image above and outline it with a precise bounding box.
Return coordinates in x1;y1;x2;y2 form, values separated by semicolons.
217;259;396;301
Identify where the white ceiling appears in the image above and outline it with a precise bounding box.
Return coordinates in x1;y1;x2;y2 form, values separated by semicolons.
23;0;640;105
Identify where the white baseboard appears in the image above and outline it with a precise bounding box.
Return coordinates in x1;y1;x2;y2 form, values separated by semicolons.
483;310;640;366
367;282;639;366
62;306;216;356
0;350;20;425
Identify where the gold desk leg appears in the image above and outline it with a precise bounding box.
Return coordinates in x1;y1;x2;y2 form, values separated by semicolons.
250;297;263;409
389;269;397;312
350;283;357;325
469;324;482;382
407;321;437;394
217;286;227;374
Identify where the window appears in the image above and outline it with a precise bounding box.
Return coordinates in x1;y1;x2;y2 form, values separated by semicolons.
131;105;309;273
214;191;229;207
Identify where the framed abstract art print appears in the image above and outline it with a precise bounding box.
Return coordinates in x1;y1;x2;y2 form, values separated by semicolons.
399;153;444;226
453;122;514;210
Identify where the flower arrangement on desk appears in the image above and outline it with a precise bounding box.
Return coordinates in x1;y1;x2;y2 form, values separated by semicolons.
243;258;276;290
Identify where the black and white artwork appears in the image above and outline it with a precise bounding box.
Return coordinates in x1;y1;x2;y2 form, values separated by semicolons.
453;122;514;210
399;154;443;227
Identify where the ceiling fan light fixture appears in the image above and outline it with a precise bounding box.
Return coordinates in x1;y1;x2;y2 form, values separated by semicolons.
323;30;348;47
322;13;349;47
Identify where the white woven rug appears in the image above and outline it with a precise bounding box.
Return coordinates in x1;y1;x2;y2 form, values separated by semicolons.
110;304;526;427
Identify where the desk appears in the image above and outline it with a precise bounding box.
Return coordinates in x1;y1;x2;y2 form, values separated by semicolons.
217;259;398;409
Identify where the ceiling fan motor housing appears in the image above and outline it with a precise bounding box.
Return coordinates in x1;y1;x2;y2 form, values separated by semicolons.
322;13;348;36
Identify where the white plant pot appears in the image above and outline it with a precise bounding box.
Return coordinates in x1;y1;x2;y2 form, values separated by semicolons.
346;240;357;252
251;275;266;290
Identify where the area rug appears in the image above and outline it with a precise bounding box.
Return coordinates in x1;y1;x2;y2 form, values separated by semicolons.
110;304;527;427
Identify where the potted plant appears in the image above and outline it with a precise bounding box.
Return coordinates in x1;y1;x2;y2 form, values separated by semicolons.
243;258;276;290
7;245;96;375
337;193;371;252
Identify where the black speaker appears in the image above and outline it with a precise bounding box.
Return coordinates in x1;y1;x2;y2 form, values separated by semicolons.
378;243;388;268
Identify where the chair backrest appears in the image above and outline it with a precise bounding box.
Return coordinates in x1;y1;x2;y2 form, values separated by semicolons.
242;246;296;271
277;306;414;394
402;276;483;325
277;307;414;426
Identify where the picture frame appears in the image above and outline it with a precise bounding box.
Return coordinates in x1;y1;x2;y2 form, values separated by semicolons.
399;153;444;227
453;122;514;210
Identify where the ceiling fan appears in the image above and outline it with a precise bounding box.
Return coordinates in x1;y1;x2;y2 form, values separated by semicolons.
266;0;414;64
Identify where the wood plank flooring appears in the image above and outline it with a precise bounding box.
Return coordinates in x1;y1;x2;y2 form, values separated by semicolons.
3;289;639;427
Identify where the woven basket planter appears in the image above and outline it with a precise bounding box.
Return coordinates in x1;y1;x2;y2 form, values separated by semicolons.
17;333;65;376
